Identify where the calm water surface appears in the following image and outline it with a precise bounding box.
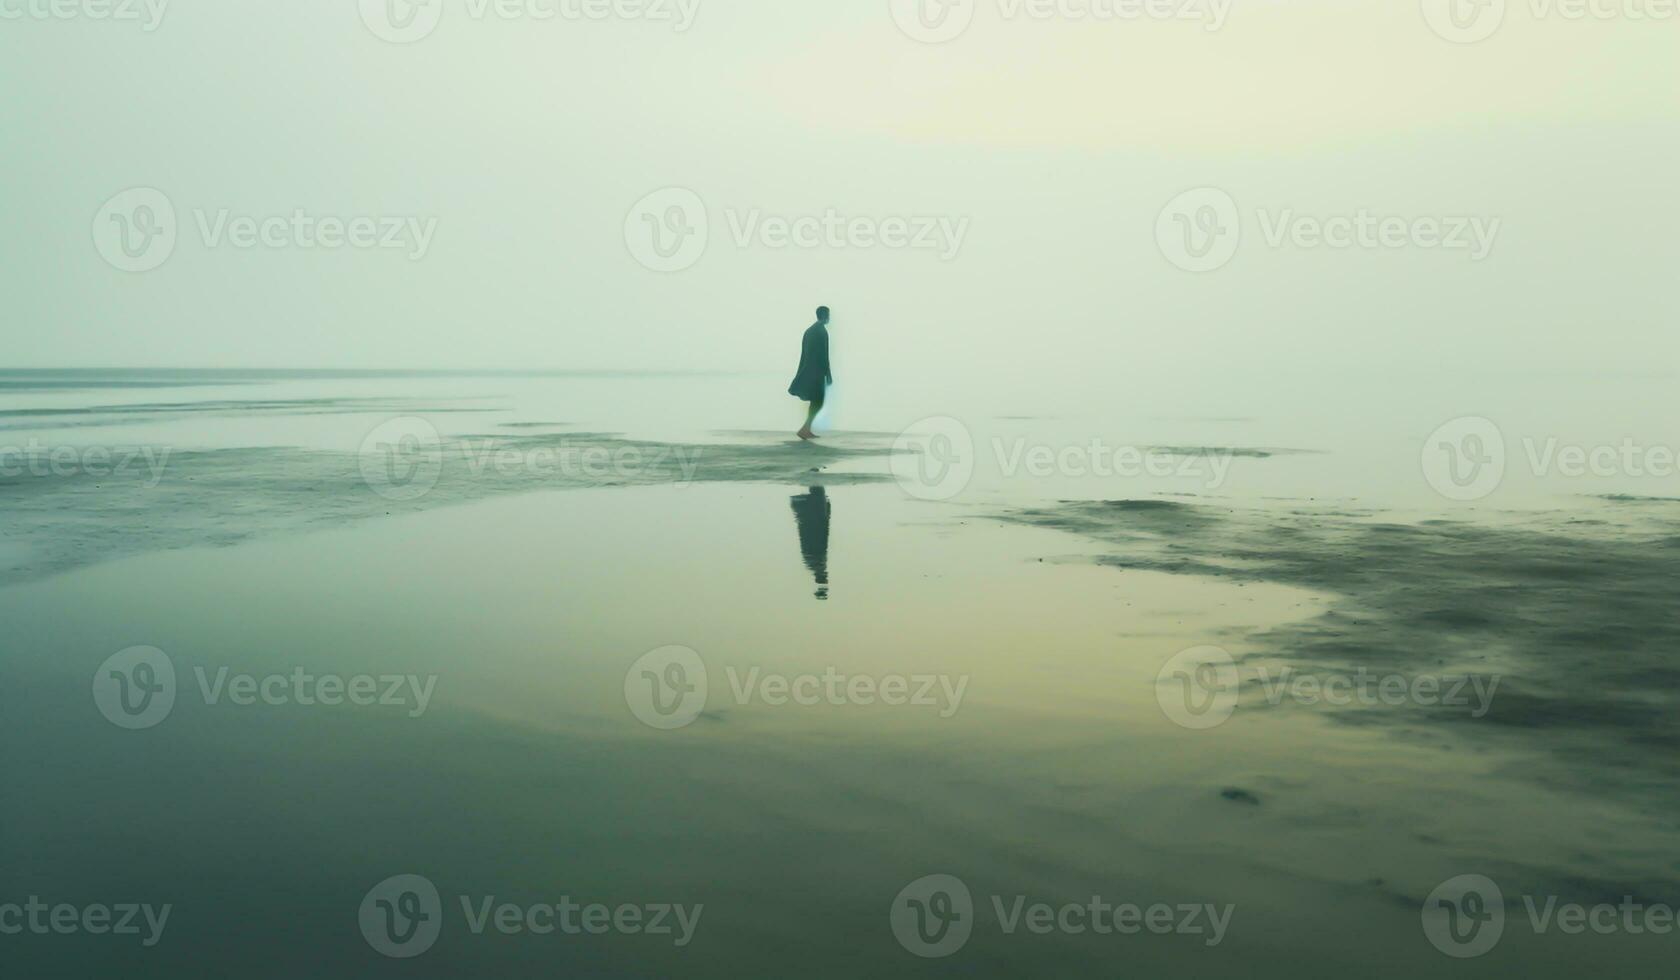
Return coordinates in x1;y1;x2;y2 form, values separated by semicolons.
2;370;1677;977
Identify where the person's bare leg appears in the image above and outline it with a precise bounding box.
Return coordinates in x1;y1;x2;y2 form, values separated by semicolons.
796;395;823;440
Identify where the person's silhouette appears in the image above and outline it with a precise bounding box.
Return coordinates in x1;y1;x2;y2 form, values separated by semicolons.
789;306;833;440
789;486;831;600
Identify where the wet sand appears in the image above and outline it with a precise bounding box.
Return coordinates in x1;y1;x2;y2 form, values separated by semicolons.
4;374;1679;976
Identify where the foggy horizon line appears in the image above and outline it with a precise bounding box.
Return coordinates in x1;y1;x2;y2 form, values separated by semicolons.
0;367;772;376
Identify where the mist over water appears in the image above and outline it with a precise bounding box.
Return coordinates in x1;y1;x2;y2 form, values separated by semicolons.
5;1;1679;976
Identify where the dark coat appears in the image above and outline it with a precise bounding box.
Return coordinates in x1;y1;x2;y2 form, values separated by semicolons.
787;322;833;401
789;486;831;597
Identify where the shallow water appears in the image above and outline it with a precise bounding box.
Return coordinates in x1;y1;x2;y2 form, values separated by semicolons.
3;370;1678;977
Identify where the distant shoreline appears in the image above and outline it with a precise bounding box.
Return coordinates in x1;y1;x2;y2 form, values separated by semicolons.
0;368;769;377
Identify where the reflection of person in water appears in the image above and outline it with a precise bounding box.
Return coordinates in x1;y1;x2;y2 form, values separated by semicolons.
788;306;833;441
789;486;831;600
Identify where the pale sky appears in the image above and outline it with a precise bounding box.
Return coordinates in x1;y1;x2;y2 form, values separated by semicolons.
3;1;1676;398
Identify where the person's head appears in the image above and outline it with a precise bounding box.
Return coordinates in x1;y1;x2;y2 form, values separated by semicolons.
815;306;830;324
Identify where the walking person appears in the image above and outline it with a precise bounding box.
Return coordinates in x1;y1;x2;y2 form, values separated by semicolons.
789;306;834;440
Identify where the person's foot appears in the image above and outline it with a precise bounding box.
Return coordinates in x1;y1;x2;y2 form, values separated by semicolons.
796;428;816;440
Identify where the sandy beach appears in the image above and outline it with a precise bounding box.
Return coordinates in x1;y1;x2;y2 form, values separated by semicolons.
2;369;1677;977
9;4;1679;973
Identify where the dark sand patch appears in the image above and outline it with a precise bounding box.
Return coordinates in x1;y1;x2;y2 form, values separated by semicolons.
0;433;891;587
1003;498;1680;790
0;397;498;431
1144;446;1316;459
709;429;905;439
